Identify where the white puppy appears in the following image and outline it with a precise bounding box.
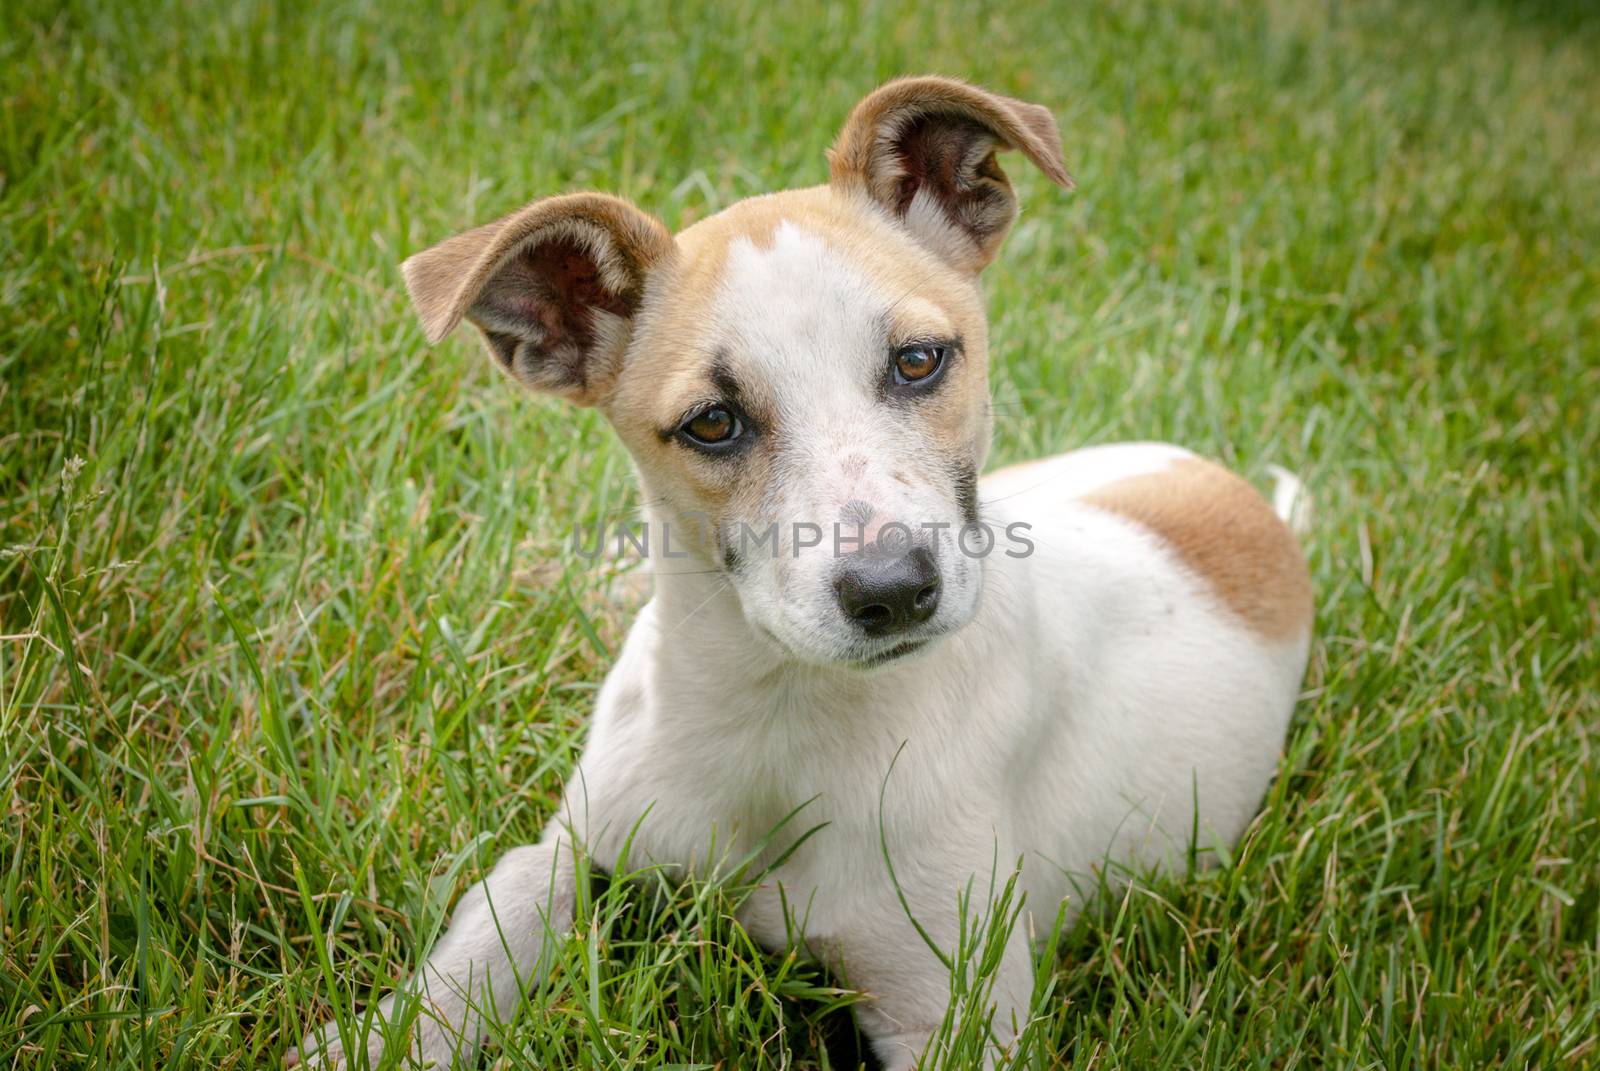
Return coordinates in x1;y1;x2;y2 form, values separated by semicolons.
291;76;1312;1070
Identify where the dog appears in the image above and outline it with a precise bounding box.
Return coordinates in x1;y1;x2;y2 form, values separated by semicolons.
289;75;1312;1070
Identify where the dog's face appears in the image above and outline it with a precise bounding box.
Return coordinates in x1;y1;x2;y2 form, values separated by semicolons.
610;192;995;666
402;77;1070;667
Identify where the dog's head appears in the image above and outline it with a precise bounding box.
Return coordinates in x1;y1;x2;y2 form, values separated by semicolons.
403;77;1070;667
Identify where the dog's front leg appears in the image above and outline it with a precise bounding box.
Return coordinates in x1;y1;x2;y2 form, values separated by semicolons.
840;895;1035;1071
288;827;579;1070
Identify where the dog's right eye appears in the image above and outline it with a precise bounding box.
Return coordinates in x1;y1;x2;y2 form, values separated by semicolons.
678;405;744;450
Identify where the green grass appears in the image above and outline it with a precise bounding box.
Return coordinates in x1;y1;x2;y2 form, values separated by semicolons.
3;0;1598;1067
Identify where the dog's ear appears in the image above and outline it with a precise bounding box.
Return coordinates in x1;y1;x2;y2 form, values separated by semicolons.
829;76;1071;272
401;193;674;406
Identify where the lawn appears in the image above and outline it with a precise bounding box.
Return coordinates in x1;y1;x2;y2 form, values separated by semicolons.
2;0;1597;1067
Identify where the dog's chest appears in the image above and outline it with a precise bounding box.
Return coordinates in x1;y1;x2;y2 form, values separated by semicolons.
584;664;981;876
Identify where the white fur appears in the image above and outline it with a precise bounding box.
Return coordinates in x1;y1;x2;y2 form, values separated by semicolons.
294;237;1310;1069
902;186;977;266
1266;462;1312;536
293;446;1307;1071
676;223;986;667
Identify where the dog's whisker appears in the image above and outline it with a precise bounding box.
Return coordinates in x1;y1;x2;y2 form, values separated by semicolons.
665;576;735;632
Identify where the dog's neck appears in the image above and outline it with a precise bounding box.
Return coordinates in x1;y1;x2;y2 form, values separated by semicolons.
647;538;792;681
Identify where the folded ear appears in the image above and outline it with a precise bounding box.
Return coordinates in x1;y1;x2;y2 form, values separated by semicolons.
400;193;674;406
828;76;1072;272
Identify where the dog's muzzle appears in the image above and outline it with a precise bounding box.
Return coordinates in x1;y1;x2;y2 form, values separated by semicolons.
833;543;941;637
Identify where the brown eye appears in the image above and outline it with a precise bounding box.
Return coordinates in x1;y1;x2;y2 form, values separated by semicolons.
680;405;743;449
893;343;947;386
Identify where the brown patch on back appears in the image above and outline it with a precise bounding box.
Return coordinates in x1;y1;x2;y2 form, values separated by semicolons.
1082;458;1312;641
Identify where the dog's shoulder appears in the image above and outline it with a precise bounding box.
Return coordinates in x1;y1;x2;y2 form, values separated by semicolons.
986;444;1312;642
1080;454;1312;642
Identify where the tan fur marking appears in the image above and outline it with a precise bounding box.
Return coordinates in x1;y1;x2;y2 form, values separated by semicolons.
401;192;673;346
1082;459;1312;641
829;75;1073;195
611;184;989;443
827;76;1072;270
603;183;996;568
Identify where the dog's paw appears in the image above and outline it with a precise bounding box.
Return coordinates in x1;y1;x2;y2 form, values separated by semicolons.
285;1015;392;1070
285;1000;470;1070
283;1020;373;1070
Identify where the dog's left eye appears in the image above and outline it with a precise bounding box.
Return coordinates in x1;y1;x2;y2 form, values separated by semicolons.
892;343;948;387
679;405;744;449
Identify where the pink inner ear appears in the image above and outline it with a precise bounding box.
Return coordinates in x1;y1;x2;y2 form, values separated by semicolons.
469;231;642;391
507;236;635;358
894;173;921;216
886;112;1015;258
531;239;633;321
891;114;987;217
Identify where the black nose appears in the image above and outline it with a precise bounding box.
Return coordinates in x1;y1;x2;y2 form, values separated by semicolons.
835;545;942;636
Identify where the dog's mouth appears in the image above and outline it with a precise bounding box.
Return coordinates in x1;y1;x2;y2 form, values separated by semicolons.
751;622;937;671
754;592;974;670
855;637;932;668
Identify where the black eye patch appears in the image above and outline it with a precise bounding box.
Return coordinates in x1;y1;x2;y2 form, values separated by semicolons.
656;354;759;456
